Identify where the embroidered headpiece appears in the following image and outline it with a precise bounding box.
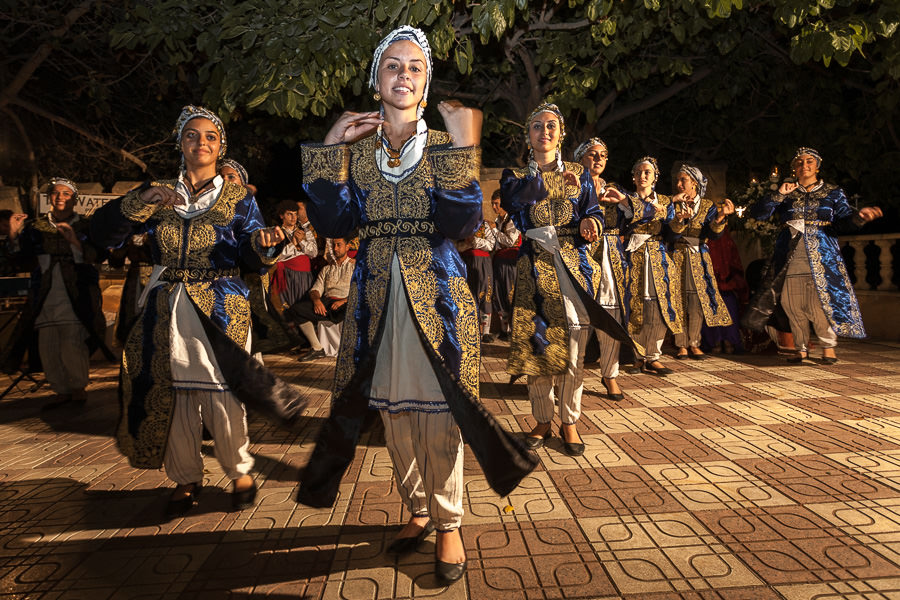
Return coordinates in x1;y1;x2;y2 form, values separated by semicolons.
172;105;227;159
219;158;249;184
573;137;607;162
792;146;822;168
678;164;707;197
47;177;78;198
369;26;432;118
631;156;659;187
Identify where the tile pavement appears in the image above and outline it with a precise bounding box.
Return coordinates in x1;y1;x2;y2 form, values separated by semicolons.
2;341;900;599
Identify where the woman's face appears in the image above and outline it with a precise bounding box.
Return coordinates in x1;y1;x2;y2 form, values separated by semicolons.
580;145;608;177
49;184;76;214
633;163;656;189
528;112;560;155
376;40;427;112
792;154;818;182
180;117;221;169
219;165;242;185
675;172;698;196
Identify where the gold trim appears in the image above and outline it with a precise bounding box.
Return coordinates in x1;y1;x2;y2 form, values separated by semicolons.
302;144;350;184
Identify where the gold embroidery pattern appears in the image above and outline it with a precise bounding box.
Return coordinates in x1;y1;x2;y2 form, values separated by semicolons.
121;185;167;222
806;229;864;337
360;220;435;239
627;248;646;336
119;289;174;468
403;266;443;351
185;282;215;317
160;267;240;282
224;293;251;347
352;137;395;221
431;146;481;190
675;246;732;327
364;238;392;344
529;198;553;227
302;144;350;184
450;275;480;396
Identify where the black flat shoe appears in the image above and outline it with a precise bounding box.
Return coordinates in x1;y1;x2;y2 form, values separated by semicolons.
298;348;326;362
642;361;672;375
559;426;585;457
601;378;624;401
523;428;552;450
165;482;202;519
232;480;257;510
674;353;689;361
688;351;708;360
435;558;467;584
787;352;808;364
820;356;838;365
623;364;641;375
387;520;435;554
509;374;522;384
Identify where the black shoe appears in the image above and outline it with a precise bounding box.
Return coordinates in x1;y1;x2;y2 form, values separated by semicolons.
508;374;522;385
523;427;552;450
387;520;435;554
481;333;495;343
688;349;709;360
232;480;257;511
435;527;467;585
642;361;672;375
298;348;326;362
498;331;510;341
164;482;202;519
601;378;624;401
821;356;838;365
623;364;641;375
674;352;689;360
787;352;808;364
559;425;585;457
435;558;467;585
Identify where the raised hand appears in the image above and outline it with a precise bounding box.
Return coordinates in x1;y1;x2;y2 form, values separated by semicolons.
54;222;81;249
323;111;383;145
599;187;625;204
140;185;184;207
258;226;286;247
779;181;798;195
437;100;482;148
579;217;599;242
859;206;883;222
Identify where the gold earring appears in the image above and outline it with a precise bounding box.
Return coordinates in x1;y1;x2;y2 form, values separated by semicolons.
420;100;427;108
374;92;381;101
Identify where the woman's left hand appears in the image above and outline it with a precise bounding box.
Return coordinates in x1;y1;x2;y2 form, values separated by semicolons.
580;218;599;242
715;198;735;222
438;100;482;148
859;206;883;222
258;226;286;247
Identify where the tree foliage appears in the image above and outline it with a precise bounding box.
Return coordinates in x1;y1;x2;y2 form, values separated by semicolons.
2;0;898;213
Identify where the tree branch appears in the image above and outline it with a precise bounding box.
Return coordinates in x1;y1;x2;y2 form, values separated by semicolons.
594;67;713;131
0;0;96;110
2;106;39;212
12;98;148;171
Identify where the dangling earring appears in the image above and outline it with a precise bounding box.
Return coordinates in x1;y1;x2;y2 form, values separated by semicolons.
419;100;427;108
374;92;381;101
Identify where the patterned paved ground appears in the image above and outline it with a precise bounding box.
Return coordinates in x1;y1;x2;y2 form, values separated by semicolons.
3;340;900;599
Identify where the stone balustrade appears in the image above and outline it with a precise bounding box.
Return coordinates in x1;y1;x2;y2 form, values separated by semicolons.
840;232;899;291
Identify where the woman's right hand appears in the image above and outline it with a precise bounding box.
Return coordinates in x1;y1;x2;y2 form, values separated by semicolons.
140;185;183;207
323;111;383;145
778;181;798;195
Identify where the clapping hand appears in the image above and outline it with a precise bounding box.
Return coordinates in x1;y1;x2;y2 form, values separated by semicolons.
438;100;482;148
323;111;383;145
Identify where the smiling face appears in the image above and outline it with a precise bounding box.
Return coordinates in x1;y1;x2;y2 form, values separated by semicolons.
792;154;819;185
49;184;76;217
219;165;242;185
675;172;698;196
528;112;561;156
580;145;608;178
633;162;656;191
180;117;221;170
375;40;427;112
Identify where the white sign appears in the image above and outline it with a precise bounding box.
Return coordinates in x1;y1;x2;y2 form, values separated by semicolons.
38;193;119;216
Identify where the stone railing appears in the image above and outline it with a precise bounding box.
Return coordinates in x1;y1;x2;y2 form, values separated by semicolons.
840;233;900;291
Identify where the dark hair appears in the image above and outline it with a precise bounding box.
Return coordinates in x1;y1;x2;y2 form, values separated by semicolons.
0;209;12;221
491;189;501;201
276;199;298;216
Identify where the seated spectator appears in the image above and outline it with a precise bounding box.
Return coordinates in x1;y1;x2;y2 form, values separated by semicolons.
270;199;318;312
284;236;355;362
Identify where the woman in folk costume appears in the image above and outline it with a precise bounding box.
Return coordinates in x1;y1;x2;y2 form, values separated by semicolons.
91;106;302;518
296;26;536;585
624;156;682;375
1;178;113;409
574;137;631;400
670;165;734;360
743;147;881;363
501;104;634;455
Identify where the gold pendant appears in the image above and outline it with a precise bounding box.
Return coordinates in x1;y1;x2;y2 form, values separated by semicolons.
387;158;401;168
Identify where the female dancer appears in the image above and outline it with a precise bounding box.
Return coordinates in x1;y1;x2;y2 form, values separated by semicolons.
624;157;682;375
296;26;536;585
502;104;633;455
575;138;630;399
670;165;734;359
744;147;881;363
91;106;296;517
